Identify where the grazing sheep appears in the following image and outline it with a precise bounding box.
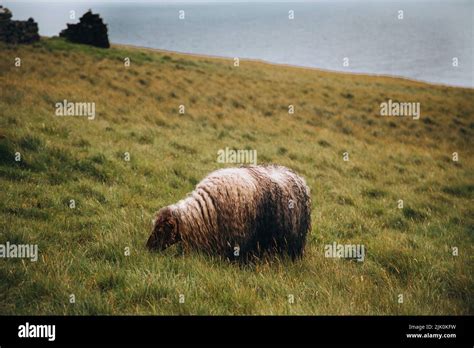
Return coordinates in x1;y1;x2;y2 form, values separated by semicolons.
146;165;311;261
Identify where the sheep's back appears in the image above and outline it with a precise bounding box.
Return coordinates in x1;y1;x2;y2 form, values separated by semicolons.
174;165;310;256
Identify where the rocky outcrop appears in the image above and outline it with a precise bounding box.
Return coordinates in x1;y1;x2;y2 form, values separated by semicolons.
0;6;40;44
60;10;110;48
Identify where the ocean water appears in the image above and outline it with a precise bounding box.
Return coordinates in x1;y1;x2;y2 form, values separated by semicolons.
4;1;473;88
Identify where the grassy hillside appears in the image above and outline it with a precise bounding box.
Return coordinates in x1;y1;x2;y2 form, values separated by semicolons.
0;38;472;315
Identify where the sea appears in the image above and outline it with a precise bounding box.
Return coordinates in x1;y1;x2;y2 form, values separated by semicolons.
4;1;473;88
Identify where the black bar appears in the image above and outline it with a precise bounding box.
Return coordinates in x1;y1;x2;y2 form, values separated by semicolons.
0;316;472;346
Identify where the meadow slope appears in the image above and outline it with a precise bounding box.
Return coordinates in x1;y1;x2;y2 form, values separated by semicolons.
0;38;473;315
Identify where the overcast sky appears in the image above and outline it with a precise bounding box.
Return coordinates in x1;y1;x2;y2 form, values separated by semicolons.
4;0;332;3
4;0;409;3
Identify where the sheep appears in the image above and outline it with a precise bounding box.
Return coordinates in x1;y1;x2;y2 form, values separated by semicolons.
146;165;311;261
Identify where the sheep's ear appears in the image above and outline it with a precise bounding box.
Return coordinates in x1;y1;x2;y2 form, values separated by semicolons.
164;214;175;229
161;213;175;236
166;218;174;228
164;215;180;241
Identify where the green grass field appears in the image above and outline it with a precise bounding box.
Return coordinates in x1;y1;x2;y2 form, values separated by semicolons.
0;38;473;315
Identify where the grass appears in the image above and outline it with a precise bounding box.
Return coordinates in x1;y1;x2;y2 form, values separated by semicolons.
0;37;473;315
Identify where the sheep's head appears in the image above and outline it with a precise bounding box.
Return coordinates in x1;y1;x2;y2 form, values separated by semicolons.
146;207;180;251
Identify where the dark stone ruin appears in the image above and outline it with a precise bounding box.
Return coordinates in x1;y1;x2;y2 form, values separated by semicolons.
60;10;110;48
0;6;40;44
